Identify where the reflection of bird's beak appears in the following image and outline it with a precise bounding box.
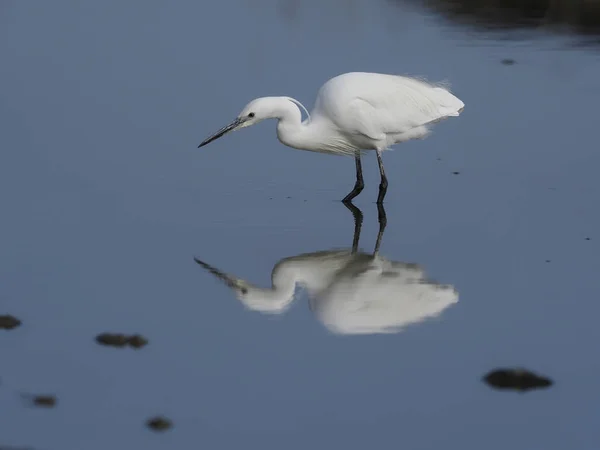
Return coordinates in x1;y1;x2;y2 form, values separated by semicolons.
197;117;245;148
193;257;247;293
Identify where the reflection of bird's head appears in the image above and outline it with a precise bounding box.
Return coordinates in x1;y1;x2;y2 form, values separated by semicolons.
194;258;249;296
193;258;295;314
195;247;459;335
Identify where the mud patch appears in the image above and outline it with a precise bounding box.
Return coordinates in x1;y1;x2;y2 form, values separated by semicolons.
146;416;173;432
95;333;149;349
483;368;553;391
21;394;57;408
0;315;21;330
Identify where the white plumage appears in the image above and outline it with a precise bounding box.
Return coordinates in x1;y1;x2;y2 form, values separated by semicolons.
193;248;458;335
312;72;464;151
193;202;459;335
198;72;464;203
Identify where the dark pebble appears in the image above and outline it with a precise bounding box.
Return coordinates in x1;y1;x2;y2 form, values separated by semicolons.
483;368;553;392
96;333;129;347
585;237;591;241
127;334;149;349
501;58;516;65
0;315;21;330
33;395;57;407
146;416;173;431
452;171;460;175
96;333;149;349
545;259;551;263
22;394;57;408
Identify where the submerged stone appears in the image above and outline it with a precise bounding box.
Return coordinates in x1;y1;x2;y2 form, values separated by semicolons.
21;393;57;408
483;368;553;391
0;315;21;330
146;416;173;431
95;333;149;349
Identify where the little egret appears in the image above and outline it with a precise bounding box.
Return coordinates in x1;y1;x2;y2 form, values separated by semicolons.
193;203;458;335
198;72;465;203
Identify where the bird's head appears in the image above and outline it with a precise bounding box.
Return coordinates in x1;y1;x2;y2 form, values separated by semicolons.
193;257;296;314
197;97;279;148
193;257;252;300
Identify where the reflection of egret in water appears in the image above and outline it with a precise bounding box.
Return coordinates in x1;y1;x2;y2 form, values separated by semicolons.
194;203;458;335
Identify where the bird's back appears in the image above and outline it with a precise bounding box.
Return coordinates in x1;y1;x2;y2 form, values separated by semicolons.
311;254;459;335
313;72;464;146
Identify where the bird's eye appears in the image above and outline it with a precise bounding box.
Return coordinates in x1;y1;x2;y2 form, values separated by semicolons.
248;112;255;118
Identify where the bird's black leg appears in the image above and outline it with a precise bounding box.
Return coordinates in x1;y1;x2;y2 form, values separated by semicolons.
342;152;364;203
376;150;388;204
342;200;364;253
374;202;387;255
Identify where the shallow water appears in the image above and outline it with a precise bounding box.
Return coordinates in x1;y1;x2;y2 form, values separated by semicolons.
1;1;600;449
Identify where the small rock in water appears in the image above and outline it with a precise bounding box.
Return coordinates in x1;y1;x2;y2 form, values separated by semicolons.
33;395;57;407
452;171;460;175
127;334;149;349
483;368;552;392
96;333;129;347
0;315;21;330
96;332;149;349
501;58;516;65
585;237;591;241
146;416;173;432
22;393;57;408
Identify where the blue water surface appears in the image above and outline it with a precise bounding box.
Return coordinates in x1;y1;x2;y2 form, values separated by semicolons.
1;1;599;449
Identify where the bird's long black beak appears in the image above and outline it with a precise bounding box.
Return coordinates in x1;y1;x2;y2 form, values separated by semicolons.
198;117;245;148
193;257;238;289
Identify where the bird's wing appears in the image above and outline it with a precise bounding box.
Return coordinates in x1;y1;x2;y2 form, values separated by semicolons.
339;76;464;139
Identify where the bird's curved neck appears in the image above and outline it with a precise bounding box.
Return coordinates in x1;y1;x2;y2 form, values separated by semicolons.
274;98;321;151
242;265;299;313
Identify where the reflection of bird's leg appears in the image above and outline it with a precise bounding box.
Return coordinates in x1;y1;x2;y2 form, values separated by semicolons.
343;200;363;253
376;150;388;204
374;202;387;255
342;152;364;203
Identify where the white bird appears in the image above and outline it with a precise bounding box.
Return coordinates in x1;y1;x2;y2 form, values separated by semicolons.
193;203;458;334
198;72;465;203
